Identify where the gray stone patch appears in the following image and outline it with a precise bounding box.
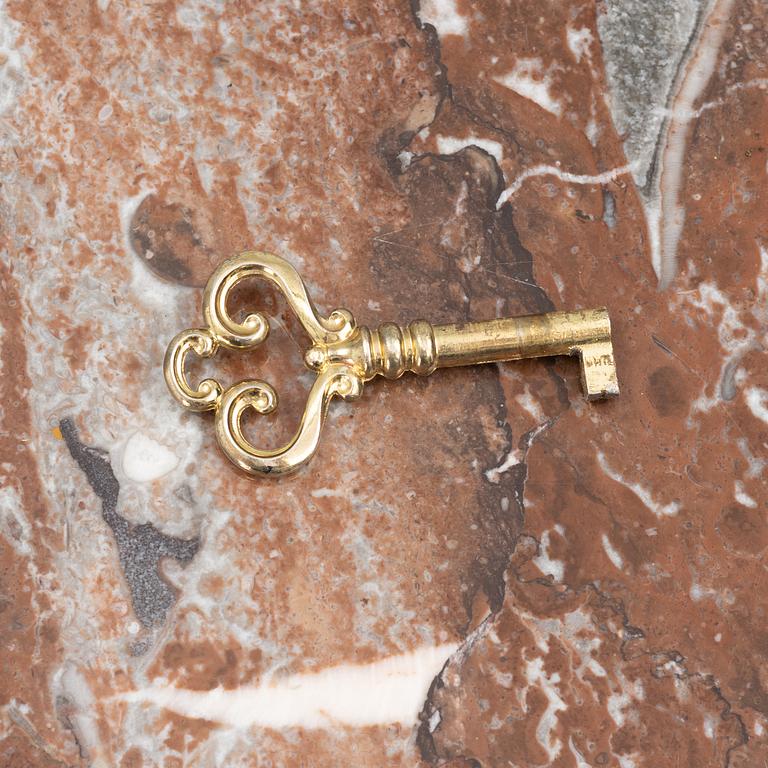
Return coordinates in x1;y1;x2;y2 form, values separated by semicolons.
597;0;706;192
603;189;617;229
60;418;199;628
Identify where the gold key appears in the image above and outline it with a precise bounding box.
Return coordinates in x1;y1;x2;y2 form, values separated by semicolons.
165;251;619;477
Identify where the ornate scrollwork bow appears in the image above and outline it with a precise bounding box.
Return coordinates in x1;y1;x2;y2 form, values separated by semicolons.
164;251;437;476
165;252;362;475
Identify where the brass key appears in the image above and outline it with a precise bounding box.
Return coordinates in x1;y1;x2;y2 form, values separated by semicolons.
165;251;619;476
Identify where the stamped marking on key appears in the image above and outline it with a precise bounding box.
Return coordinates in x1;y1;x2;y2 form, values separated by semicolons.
165;251;619;476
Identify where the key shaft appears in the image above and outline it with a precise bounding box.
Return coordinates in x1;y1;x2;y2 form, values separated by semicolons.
432;308;618;399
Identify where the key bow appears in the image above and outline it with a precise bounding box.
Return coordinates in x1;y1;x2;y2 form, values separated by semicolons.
164;251;366;476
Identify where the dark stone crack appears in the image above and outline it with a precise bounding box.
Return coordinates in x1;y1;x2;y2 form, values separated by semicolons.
452;99;524;155
396;10;573;764
649;651;750;767
60;418;199;629
417;615;495;765
507;547;749;767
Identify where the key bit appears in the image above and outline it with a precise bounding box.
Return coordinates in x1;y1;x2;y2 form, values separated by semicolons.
165;251;619;476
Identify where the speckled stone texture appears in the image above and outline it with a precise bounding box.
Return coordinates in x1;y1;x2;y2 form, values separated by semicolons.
1;1;767;766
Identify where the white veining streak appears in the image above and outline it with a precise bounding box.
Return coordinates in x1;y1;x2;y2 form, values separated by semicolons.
121;432;179;482
657;78;768;120
416;0;468;38
493;58;562;117
496;163;637;209
654;0;735;287
744;387;768;426
436;134;504;165
734;481;757;509
58;665;106;764
525;656;567;761
566;27;594;64
0;3;25;115
123;643;457;729
485;445;522;483
597;451;681;518
601;533;624;570
532;529;565;582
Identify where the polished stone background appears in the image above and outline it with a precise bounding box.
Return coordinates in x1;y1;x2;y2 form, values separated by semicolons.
1;1;766;766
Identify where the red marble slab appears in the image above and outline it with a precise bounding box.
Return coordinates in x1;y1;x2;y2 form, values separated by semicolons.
0;1;766;766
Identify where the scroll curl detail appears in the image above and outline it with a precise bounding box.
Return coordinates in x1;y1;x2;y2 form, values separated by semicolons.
203;251;356;349
163;328;222;411
214;366;362;476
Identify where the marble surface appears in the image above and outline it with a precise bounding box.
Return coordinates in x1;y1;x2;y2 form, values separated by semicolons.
1;1;767;766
